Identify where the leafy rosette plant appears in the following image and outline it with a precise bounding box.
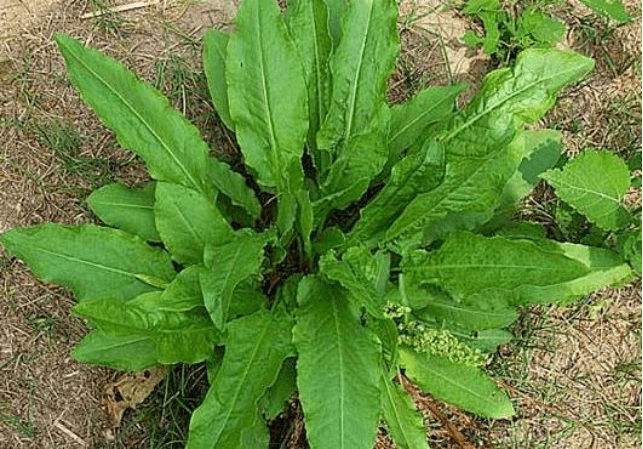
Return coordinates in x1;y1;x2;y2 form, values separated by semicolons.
0;0;637;447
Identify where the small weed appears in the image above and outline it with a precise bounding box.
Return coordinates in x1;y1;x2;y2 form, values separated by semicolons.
0;412;35;439
105;365;208;448
25;314;57;338
34;119;119;189
87;0;129;34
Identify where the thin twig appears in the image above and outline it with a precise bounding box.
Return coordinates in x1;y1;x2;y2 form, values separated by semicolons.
80;0;160;19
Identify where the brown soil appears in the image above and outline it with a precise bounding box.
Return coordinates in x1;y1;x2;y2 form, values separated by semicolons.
0;0;641;448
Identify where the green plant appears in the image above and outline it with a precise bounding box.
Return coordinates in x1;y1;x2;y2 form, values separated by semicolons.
462;0;566;61
462;0;632;62
543;149;642;275
0;0;637;448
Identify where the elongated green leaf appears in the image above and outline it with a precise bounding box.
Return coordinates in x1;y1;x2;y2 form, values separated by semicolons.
384;49;594;246
72;330;158;371
380;374;428;449
239;413;270;448
409;285;518;331
518;240;634;304
73;296;220;369
86;182;159;242
578;0;632;23
0;223;175;302
388;84;467;154
203;29;234;130
227;278;267;320
294;276;381;449
55;35;211;197
287;0;333;154
319;247;385;317
402;232;633;306
55;34;261;218
346;139;445;248
400;347;514;418
155;182;232;266
316;0;399;156
187;308;293;449
542;150;631;231
227;0;308;192
200;230;272;328
314;110;390;218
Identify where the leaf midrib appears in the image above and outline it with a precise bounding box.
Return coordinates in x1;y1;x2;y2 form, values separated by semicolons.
214;316;272;446
34;246;137;278
255;10;281;190
331;298;346;449
343;0;375;144
444;63;584;143
388;90;456;145
64;41;203;194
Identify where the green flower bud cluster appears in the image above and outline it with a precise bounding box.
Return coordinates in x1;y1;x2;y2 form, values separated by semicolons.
383;301;411;319
397;321;485;367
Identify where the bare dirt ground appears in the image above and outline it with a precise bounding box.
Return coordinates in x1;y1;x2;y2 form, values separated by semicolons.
0;0;641;448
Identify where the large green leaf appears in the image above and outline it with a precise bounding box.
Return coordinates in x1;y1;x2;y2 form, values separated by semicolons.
0;223;175;303
73;295;220;370
384;49;594;246
400;347;514;418
227;0;308;192
578;0;632;23
155;182;233;266
542;150;631;231
187;308;293;449
346;139;445;248
287;0;333;154
200;230;273;328
203;29;234;130
55;35;206;198
388;84;467;155
402;232;633;306
380;373;428;449
86;182;159;242
294;276;381;449
316;0;399;156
